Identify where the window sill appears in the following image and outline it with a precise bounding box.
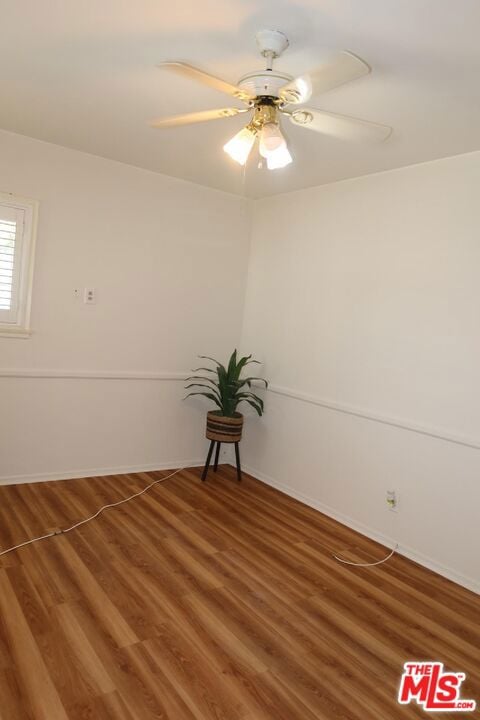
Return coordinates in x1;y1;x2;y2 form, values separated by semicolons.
0;327;32;339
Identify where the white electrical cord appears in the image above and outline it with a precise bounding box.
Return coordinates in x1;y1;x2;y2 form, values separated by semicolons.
0;467;184;557
0;467;398;568
333;543;398;567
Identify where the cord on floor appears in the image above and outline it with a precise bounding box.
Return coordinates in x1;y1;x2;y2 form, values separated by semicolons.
333;543;398;567
0;467;184;557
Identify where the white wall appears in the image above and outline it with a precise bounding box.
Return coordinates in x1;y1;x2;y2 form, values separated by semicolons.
240;152;480;593
1;127;478;593
0;130;251;481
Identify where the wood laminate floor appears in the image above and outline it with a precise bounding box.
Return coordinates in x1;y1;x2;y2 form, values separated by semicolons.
0;466;478;719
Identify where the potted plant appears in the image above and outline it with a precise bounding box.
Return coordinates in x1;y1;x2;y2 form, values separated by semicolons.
185;349;268;443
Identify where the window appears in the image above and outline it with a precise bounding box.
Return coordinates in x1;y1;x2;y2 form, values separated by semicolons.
0;193;38;337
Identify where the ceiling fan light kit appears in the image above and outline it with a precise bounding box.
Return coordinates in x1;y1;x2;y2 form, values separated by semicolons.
259;122;284;154
152;29;392;171
223;125;257;166
264;143;293;170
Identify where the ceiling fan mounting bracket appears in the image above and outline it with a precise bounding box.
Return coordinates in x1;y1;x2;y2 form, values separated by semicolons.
255;30;289;60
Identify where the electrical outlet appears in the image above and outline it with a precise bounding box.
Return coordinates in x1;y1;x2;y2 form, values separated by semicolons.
386;489;398;512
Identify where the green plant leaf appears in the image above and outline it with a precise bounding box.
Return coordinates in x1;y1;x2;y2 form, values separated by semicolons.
227;349;236;373
184;383;222;399
237;376;269;389
186;350;267;417
186;375;218;385
198;355;226;371
232;354;251;381
235;392;264;410
239;398;263;416
183;391;222;409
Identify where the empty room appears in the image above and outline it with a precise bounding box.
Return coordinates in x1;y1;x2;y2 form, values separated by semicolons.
0;1;479;718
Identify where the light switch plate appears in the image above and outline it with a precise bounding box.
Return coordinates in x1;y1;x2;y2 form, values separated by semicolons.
84;287;96;304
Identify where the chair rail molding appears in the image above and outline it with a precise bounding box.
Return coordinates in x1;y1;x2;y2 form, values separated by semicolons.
267;383;480;452
0;369;189;380
2;370;479;450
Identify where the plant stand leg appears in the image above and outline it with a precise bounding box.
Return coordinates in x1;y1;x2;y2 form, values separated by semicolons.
213;442;221;472
201;440;215;482
234;442;242;482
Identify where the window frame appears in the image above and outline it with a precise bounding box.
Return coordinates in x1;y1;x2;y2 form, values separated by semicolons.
0;192;39;338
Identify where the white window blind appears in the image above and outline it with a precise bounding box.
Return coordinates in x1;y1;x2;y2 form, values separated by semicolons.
0;216;16;310
0;194;38;336
0;206;24;322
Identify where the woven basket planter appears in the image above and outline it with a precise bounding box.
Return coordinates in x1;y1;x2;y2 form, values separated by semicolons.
206;411;244;443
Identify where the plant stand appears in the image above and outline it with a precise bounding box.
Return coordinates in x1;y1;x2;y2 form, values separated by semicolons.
201;440;242;482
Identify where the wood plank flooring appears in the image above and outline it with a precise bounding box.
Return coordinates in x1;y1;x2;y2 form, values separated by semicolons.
0;466;478;719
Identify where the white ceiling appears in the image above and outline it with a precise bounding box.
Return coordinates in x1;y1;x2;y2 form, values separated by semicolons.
1;0;480;198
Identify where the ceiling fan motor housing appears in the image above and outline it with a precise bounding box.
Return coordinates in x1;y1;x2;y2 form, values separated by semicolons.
238;70;292;100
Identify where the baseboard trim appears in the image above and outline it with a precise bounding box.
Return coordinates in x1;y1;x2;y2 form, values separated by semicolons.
241;463;480;596
0;459;204;486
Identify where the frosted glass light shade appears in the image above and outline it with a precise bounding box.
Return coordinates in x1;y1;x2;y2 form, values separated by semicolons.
223;126;256;165
266;144;293;169
259;122;284;157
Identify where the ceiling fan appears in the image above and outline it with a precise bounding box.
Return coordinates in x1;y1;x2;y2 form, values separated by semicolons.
150;30;392;170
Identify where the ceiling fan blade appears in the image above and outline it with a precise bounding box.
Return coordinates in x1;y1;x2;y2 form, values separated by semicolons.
158;62;254;103
150;107;249;128
279;51;370;105
287;107;392;142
